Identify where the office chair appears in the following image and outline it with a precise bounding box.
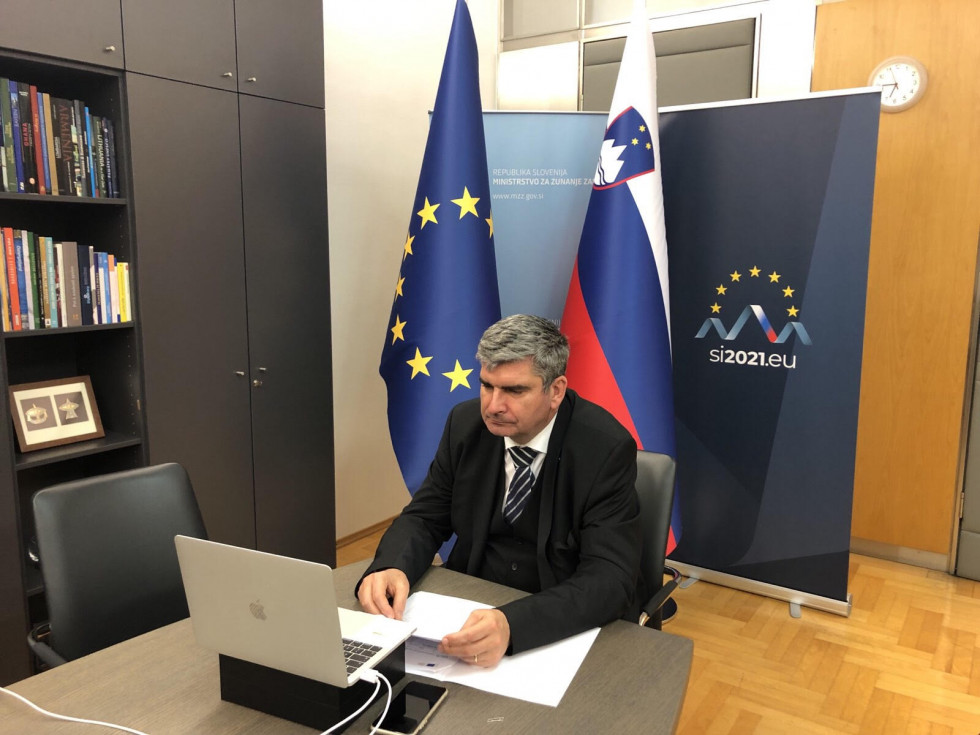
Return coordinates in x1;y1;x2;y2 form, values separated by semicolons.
635;450;681;630
28;463;207;667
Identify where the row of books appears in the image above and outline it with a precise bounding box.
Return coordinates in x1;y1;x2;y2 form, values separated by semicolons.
0;226;132;332
0;77;119;198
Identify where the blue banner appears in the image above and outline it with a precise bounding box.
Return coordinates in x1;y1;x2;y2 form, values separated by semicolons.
484;91;880;603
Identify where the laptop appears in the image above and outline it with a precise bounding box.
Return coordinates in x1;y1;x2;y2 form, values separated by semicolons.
174;535;416;687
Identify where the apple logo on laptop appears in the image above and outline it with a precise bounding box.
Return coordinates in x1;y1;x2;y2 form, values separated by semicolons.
249;600;267;621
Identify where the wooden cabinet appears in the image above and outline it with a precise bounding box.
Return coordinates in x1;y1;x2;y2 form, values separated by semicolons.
0;0;332;686
126;11;334;565
0;1;124;69
121;0;324;107
0;50;144;683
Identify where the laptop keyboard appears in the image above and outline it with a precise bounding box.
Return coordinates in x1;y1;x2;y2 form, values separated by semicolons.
342;638;383;675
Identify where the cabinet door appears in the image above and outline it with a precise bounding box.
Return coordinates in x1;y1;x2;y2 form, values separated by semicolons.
127;73;256;550
235;0;325;108
121;0;237;91
0;0;123;69
240;95;334;564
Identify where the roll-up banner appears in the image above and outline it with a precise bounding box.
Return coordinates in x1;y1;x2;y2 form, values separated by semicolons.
484;90;880;613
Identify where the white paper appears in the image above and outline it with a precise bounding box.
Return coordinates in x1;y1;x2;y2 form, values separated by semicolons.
400;591;599;707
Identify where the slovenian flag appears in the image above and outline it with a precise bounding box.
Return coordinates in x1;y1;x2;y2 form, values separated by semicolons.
560;2;680;553
379;0;500;561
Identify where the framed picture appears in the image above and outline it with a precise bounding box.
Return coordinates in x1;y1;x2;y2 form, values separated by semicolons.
9;376;105;452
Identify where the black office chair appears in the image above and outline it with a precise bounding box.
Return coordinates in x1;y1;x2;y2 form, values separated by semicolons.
28;462;207;667
636;450;681;630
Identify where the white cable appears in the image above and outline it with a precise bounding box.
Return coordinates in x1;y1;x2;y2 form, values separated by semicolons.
368;672;393;735
320;676;381;735
0;685;151;735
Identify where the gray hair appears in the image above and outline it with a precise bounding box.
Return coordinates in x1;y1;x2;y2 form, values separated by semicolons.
476;314;569;387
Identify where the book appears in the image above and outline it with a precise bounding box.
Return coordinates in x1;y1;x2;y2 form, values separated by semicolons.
105;118;118;198
17;83;37;194
0;78;15;193
93;115;106;198
0;248;8;331
8;82;24;192
107;254;119;322
84;107;96;197
38;236;57;329
44;237;58;328
27;232;42;328
0;102;6;192
29;86;46;195
117;261;129;322
72;101;86;196
92;251;102;323
42;92;58;196
14;234;29;329
87;244;96;323
3;227;21;330
54;242;66;327
77;242;92;326
97;250;110;323
52;97;75;196
62;241;82;327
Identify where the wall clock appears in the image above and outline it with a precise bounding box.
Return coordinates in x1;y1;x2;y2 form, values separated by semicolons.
868;56;928;112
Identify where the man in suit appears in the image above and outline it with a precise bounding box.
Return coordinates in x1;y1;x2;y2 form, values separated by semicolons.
357;314;642;667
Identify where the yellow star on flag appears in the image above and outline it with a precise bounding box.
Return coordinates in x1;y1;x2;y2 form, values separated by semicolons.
646;142;651;150
406;347;432;378
716;284;727;295
451;187;480;219
711;303;722;313
730;270;742;282
749;266;761;277
394;276;405;299
390;315;406;344
403;234;415;260
787;306;799;317
631;138;639;145
769;271;781;283
442;360;473;392
639;125;646;132
417;198;440;229
486;213;494;238
783;286;795;298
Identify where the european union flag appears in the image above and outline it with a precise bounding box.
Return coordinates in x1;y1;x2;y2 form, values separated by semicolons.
380;0;501;538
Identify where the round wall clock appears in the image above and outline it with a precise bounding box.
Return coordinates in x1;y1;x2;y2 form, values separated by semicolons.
868;56;928;112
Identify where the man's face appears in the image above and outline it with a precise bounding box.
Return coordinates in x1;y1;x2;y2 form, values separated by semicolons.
479;358;567;445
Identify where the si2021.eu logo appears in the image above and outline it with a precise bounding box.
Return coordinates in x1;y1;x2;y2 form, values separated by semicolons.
694;265;811;369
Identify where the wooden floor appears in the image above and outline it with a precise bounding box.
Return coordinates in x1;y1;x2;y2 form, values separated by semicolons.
337;531;980;734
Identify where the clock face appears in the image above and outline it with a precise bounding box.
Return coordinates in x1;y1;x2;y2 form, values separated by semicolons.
869;56;928;112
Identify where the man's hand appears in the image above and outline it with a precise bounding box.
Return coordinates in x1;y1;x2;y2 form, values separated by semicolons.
357;569;410;619
438;608;510;668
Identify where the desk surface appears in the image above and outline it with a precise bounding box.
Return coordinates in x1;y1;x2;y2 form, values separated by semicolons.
3;561;692;734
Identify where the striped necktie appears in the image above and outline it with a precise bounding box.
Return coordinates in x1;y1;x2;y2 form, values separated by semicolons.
504;446;539;524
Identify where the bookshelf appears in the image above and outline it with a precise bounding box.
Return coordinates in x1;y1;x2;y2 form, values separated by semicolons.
0;0;333;686
0;49;145;683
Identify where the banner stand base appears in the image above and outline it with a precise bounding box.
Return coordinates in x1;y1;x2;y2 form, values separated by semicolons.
670;561;852;617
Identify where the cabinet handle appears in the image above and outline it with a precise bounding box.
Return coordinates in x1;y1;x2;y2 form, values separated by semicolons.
257;367;267;372
104;45;116;53
223;72;234;78
246;76;257;83
252;379;263;388
234;370;246;377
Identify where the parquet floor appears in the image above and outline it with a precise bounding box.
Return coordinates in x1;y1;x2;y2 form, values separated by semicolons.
337;531;980;733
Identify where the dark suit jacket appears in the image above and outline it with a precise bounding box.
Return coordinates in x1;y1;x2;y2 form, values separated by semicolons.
362;389;642;654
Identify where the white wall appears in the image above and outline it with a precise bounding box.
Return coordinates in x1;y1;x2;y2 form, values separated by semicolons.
324;1;500;539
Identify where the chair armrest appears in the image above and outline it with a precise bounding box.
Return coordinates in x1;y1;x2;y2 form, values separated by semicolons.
28;624;68;668
639;566;681;628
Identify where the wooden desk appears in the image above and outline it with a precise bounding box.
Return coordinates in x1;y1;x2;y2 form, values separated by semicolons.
3;561;692;734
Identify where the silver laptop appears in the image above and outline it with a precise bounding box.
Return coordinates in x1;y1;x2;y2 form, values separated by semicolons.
174;535;416;687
